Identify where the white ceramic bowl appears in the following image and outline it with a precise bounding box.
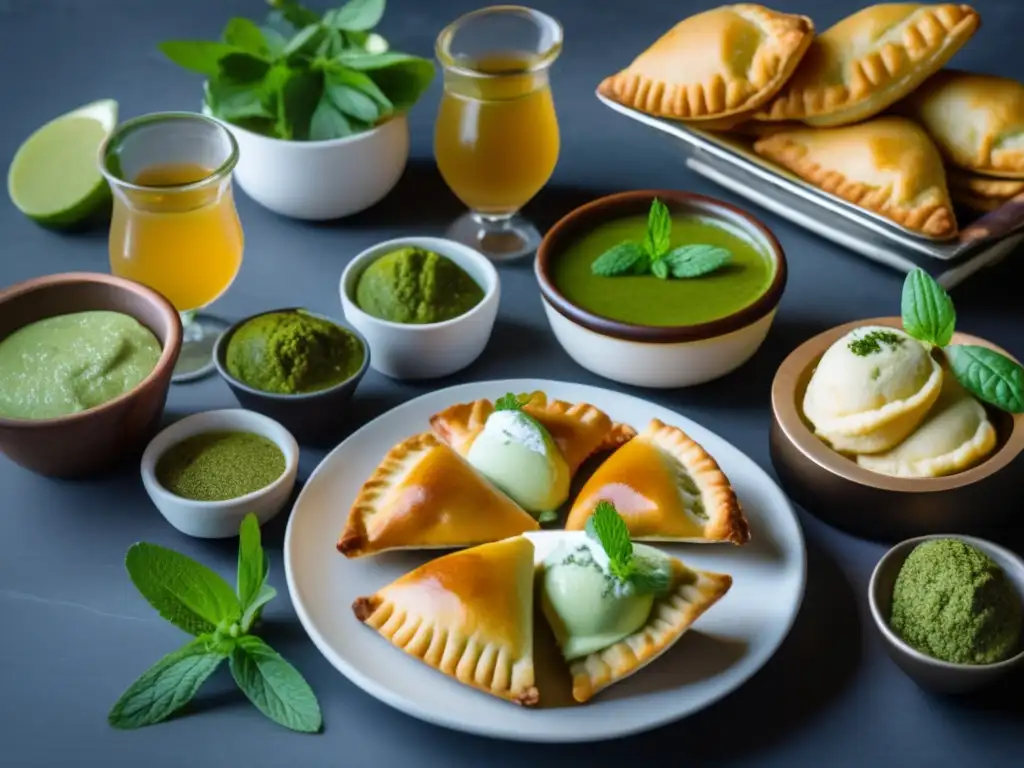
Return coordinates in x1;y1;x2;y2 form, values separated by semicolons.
536;190;787;389
211;111;409;220
340;236;500;380
141;409;299;539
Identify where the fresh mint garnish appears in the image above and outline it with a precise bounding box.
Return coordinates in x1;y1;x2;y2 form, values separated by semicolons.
494;392;529;411
109;513;322;733
584;501;671;595
901;267;956;347
590;198;732;280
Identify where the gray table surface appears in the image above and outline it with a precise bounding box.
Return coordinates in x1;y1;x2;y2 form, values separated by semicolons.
3;0;1023;765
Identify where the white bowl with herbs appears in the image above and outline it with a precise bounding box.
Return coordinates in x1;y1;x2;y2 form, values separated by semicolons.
162;0;434;219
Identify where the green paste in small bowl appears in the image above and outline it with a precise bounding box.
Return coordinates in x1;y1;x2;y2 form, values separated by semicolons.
156;431;286;502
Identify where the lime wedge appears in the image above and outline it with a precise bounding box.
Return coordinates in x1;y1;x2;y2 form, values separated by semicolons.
7;99;118;229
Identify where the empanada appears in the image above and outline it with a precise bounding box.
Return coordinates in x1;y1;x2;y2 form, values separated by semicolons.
947;167;1024;212
353;535;539;705
757;4;980;127
337;432;539;557
903;70;1024;178
597;4;814;128
753;116;958;237
564;419;750;544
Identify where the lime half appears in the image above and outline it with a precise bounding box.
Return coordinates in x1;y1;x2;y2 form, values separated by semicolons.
7;99;118;229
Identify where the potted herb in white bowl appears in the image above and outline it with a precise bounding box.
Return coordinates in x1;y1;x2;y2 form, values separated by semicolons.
160;0;434;220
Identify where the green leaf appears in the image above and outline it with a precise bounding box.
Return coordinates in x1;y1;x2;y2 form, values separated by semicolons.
643;198;671;259
901;268;956;347
627;565;672;596
279;69;325;139
584;501;633;579
651;259;669;280
223;18;270;57
266;0;320;31
335;51;422;70
125;543;241;636
230;636;322;733
947;344;1024;413
325;0;386;31
284;23;323;58
326;64;392;109
590;241;646;277
237;514;267;613
494;392;531;411
261;26;290;57
108;638;226;729
207;79;274;122
351;55;435;111
325;72;381;123
241;584;278;633
661;244;732;279
309;94;353;140
159;41;240;77
218;53;271;83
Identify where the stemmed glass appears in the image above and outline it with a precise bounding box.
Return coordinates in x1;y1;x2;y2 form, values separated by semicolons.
434;6;563;262
100;112;243;383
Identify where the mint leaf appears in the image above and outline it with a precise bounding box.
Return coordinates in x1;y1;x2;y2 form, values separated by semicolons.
494;392;526;411
662;244;732;279
159;41;241;77
591;242;646;277
901;268;956;347
241;584;278;633
354;55;435;111
206;79;273;122
261;26;290;57
947;344;1024;413
283;23;323;58
278;69;323;139
325;70;381;123
126;543;241;636
651;259;669;280
326;64;393;110
643;198;671;260
585;501;633;579
230;636;322;733
223;18;271;57
108;638;226;729
266;0;320;32
309;95;352;140
237;514;267;614
219;53;271;83
325;0;386;31
627;565;672;596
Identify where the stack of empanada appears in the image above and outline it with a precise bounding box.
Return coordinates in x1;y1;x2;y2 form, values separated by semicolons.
598;3;1024;236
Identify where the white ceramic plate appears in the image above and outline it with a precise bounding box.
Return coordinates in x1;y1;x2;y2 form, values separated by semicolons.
284;380;806;742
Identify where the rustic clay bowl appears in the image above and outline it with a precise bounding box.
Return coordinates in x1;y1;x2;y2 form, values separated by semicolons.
771;317;1024;540
0;272;181;478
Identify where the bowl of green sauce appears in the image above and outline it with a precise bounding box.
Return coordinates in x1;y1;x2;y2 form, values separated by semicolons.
0;272;182;478
141;408;299;538
869;534;1024;694
535;190;787;388
214;308;369;441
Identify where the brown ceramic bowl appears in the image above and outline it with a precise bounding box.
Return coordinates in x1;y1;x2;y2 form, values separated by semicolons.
535;190;787;388
0;272;182;478
771;317;1024;541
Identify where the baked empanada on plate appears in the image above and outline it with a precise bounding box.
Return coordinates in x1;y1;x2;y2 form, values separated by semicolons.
756;3;980;127
337;433;539;558
947;167;1024;211
353;535;539;706
753;116;958;237
564;419;750;544
429;391;635;475
903;70;1024;178
597;4;814;128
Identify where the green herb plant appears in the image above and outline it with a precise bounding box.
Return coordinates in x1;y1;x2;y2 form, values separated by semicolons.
493;392;560;524
108;514;322;733
159;0;435;141
590;198;732;280
901;268;1024;413
585;501;671;595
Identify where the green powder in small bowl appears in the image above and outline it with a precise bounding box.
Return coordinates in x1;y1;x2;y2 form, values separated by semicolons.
156;431;286;502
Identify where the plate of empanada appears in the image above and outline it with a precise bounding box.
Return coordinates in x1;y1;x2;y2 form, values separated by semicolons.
284;380;805;742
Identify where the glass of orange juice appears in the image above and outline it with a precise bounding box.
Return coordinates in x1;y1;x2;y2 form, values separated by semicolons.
435;6;562;261
100;113;243;382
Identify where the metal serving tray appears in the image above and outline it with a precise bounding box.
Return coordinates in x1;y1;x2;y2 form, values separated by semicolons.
598;92;1024;288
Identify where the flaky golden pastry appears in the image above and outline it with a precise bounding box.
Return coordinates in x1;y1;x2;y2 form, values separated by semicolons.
429;392;636;475
753;116;958;236
947;167;1024;211
564;419;750;544
353;536;539;705
337;433;539;558
597;4;814;127
902;70;1024;178
566;559;732;703
757;4;980;127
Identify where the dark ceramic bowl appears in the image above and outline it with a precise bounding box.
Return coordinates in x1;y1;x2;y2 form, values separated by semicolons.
213;308;370;443
771;317;1024;541
0;272;182;478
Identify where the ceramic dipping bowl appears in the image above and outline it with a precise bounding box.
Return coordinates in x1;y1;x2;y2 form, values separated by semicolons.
213;308;370;443
771;317;1024;540
0;272;181;478
535;190;787;388
869;534;1024;694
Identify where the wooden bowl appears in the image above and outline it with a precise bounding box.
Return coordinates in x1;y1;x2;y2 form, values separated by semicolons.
770;317;1024;541
0;272;181;478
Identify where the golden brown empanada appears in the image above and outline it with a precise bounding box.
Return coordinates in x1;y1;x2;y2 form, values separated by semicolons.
947;167;1024;211
753;116;958;237
429;392;635;475
902;70;1024;178
597;4;814;128
353;535;539;705
337;433;539;558
757;4;980;127
564;419;750;544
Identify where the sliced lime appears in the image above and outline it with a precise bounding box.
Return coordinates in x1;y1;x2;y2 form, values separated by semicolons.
7;99;118;229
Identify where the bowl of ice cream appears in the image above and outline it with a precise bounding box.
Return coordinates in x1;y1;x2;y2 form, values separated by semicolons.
340;236;500;380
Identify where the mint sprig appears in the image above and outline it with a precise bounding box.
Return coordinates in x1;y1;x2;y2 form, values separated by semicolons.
590;198;732;280
584;501;671;595
899;268;1024;414
109;514;322;733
